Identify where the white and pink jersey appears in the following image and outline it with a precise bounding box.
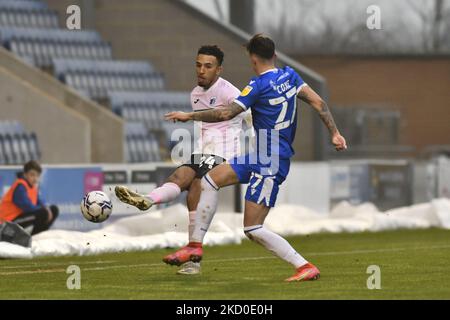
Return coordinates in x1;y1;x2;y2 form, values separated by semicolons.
191;77;252;160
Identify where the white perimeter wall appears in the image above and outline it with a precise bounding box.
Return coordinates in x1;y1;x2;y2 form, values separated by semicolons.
240;162;331;214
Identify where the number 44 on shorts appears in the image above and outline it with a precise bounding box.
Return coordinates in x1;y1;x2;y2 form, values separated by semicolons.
199;155;216;169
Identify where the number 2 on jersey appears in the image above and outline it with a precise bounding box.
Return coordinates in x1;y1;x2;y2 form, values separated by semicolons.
270;87;297;131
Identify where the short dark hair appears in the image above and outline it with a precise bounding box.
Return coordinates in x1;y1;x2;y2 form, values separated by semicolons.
245;34;275;60
24;160;42;174
197;45;224;66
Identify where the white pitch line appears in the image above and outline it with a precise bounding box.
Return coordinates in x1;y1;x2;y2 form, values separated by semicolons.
305;244;450;257
2;244;450;276
0;260;118;270
0;268;67;275
201;243;450;263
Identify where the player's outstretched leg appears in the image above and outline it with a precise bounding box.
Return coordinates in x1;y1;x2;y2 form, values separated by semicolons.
243;200;320;282
163;164;239;266
114;186;154;211
115;166;195;211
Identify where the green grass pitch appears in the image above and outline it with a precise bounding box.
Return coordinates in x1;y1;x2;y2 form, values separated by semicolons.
1;228;449;299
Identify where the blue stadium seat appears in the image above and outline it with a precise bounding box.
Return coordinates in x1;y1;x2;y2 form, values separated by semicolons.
107;91;192;162
108;91;190;113
52;59;164;100
0;8;59;29
0;135;6;165
52;58;156;77
0;7;181;163
16;133;30;162
125;122;147;137
0;121;41;164
11;133;25;164
2;134;16;164
0;0;48;11
126;134;142;163
148;134;161;162
0;27;102;44
26;132;41;161
123;122;164;163
1;27;111;68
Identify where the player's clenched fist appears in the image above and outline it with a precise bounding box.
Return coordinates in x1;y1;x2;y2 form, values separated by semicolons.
332;133;347;151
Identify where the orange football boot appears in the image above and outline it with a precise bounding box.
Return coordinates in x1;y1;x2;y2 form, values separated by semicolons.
285;262;320;282
163;242;203;266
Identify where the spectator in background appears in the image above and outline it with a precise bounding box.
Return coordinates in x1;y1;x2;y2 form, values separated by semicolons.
0;160;58;235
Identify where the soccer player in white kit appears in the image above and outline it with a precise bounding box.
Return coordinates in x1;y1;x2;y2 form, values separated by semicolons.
115;45;251;275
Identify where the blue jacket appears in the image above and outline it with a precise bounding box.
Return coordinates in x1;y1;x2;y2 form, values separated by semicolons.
12;173;45;212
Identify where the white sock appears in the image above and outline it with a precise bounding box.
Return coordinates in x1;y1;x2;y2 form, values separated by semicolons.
191;174;219;243
148;182;181;204
244;225;308;269
188;211;196;243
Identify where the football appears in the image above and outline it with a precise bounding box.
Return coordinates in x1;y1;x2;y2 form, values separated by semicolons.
80;191;113;223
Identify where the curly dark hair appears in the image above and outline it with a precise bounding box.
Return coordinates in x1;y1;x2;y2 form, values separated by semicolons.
197;45;224;66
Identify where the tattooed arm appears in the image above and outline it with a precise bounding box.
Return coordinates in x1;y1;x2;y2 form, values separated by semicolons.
297;85;338;135
297;85;347;151
164;102;245;123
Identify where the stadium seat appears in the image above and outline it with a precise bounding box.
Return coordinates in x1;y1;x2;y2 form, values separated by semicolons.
0;8;184;163
123;122;163;163
0;27;102;44
0;7;59;29
107;91;192;162
11;133;25;164
1;27;112;68
1;134;16;164
52;58;164;100
16;133;29;162
0;121;41;164
52;58;155;75
0;0;48;11
0;135;6;165
27;132;41;161
125;122;147;137
108;91;190;115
